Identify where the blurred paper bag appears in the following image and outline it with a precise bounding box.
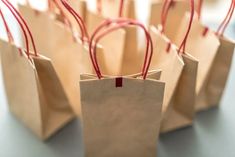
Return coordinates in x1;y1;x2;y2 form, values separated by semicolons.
80;19;164;157
0;40;74;140
173;14;220;111
19;5;93;115
150;27;198;133
206;37;235;107
20;4;126;115
98;0;136;18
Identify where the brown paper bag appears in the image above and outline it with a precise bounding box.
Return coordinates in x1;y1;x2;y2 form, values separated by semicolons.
149;0;191;40
0;40;74;140
149;26;198;133
19;5;92;115
172;14;220;111
80;19;165;156
160;53;198;132
80;72;164;157
149;1;234;112
19;5;127;114
98;0;136;19
204;37;235;109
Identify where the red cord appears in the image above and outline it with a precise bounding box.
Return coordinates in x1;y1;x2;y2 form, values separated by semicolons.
60;0;89;42
2;0;31;57
197;0;203;19
119;0;124;17
161;0;174;33
216;0;235;36
3;0;38;57
52;0;73;30
89;18;153;79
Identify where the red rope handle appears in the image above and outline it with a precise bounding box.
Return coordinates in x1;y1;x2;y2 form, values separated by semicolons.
161;0;174;33
197;0;203;19
2;0;38;57
161;0;194;53
119;0;124;17
89;18;153;79
52;0;73;29
216;0;235;36
60;0;89;42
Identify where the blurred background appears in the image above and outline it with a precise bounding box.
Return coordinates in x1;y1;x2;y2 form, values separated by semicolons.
0;0;235;157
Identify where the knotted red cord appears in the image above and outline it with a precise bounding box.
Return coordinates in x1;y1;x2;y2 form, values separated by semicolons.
2;0;38;58
216;0;235;36
60;0;89;42
89;18;153;79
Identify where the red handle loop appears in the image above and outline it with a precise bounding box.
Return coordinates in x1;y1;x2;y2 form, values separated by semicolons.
60;0;89;42
161;0;174;33
52;0;73;28
216;0;235;36
2;0;38;58
89;18;153;79
161;0;195;53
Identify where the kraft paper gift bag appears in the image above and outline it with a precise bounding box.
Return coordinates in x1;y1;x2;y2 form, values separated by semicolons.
160;53;198;132
19;4;92;115
201;1;235;110
149;26;198;133
206;36;235;107
172;13;220;111
19;4;127;114
80;74;164;157
80;19;164;157
0;40;74;139
0;0;74;139
97;0;136;19
151;0;234;111
149;0;191;40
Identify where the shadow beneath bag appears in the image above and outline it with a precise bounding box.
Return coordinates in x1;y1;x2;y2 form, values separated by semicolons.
47;119;84;157
157;107;231;157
